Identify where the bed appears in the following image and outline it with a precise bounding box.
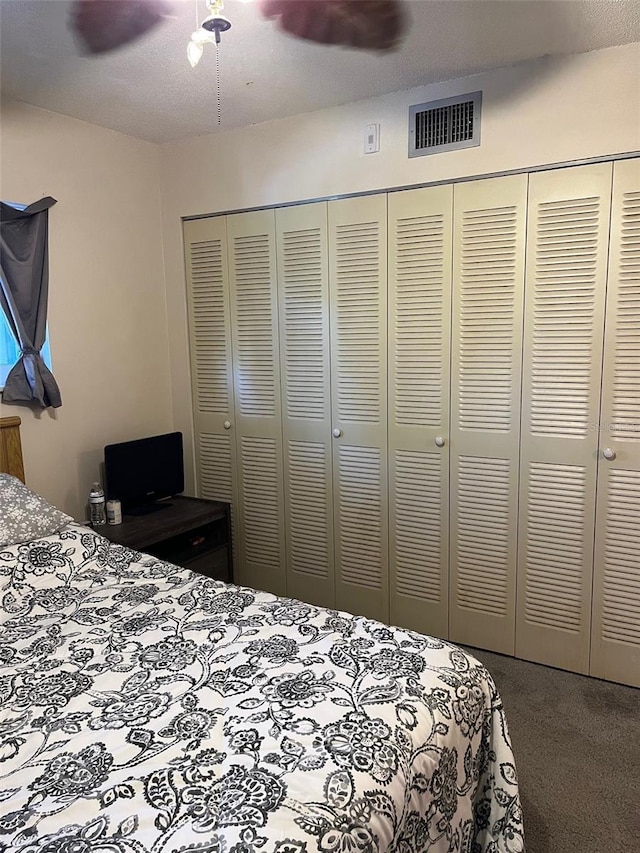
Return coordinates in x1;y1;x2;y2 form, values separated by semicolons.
0;417;524;853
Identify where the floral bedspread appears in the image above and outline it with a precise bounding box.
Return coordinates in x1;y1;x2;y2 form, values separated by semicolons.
0;525;524;853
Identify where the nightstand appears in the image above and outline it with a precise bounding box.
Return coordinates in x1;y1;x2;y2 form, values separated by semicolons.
97;495;232;582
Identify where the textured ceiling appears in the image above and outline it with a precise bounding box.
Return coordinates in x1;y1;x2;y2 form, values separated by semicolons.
1;0;639;143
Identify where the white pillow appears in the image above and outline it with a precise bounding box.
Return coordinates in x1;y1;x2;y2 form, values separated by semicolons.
0;474;73;547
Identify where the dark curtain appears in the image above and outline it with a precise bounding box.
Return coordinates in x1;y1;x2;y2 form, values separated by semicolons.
0;197;61;408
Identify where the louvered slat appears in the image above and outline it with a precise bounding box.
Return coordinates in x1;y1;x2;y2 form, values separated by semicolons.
234;233;276;418
592;158;640;688
199;433;233;502
393;450;443;603
450;175;527;655
388;186;452;639
337;445;383;589
282;227;325;420
335;221;382;423
518;163;612;676
600;470;640;646
458;205;519;432
530;198;600;438
523;462;587;632
611;189;640;440
394;213;446;427
287;440;330;579
189;239;229;413
240;436;281;571
455;456;510;616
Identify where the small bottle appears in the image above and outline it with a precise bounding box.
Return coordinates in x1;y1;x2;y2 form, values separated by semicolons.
89;482;106;526
106;498;122;525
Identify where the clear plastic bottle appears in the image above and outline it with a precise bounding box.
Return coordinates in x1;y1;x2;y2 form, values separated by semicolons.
89;482;106;526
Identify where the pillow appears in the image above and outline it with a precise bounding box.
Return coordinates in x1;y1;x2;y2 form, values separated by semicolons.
0;474;73;547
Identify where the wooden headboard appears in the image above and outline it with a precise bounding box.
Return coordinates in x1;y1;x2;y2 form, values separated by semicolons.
0;416;25;482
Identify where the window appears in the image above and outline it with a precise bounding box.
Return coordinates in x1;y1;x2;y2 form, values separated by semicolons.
0;200;53;391
0;312;52;389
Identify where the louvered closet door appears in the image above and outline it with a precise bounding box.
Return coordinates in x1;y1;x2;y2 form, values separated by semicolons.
517;163;612;674
276;203;335;608
183;217;237;511
591;158;640;687
388;185;452;638
227;210;286;595
329;194;388;622
450;175;527;655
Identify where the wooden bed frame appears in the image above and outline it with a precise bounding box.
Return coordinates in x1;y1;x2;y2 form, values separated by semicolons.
0;416;25;481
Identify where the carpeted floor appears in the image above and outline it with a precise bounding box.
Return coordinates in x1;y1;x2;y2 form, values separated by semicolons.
463;647;640;853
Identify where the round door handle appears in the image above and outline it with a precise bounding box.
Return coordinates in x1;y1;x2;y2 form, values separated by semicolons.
435;436;445;447
332;428;343;438
603;448;616;461
223;421;232;430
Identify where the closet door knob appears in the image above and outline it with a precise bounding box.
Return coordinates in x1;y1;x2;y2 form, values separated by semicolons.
332;428;343;438
603;448;616;461
223;421;232;430
435;436;445;447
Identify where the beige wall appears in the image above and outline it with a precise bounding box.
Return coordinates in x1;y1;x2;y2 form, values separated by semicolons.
159;43;640;491
0;100;172;520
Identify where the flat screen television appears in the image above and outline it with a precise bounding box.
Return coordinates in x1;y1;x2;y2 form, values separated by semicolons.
104;431;184;514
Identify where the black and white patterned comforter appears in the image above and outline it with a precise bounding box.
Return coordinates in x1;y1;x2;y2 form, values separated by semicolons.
0;525;524;853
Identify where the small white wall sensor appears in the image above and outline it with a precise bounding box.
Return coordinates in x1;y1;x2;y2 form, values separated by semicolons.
364;123;380;154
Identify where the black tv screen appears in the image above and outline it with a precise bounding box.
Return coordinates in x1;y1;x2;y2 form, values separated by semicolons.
104;432;184;512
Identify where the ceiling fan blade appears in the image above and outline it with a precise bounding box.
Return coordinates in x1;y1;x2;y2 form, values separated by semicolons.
258;0;407;51
71;0;171;54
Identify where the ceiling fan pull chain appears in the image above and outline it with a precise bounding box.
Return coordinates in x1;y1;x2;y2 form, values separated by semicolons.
216;44;222;126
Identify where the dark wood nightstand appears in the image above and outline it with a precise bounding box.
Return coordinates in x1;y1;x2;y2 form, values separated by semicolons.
97;495;232;582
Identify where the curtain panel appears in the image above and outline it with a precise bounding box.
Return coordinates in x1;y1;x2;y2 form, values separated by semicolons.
0;196;61;408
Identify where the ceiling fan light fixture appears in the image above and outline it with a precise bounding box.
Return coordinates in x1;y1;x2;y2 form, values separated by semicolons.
187;38;204;67
188;0;232;63
201;14;233;45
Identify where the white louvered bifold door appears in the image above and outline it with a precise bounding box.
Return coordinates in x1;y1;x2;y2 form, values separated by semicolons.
450;175;527;655
276;203;335;609
591;158;640;688
329;194;389;622
183;216;237;512
227;210;286;595
388;185;452;639
517;163;613;674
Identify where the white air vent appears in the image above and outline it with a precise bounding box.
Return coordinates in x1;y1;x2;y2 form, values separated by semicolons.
409;92;481;158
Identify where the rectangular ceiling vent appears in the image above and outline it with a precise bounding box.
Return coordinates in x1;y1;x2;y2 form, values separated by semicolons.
409;92;482;158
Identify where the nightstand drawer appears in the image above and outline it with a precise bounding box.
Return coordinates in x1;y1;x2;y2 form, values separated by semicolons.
146;521;227;566
183;548;230;582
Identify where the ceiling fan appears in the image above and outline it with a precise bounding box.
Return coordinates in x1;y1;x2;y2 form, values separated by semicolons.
71;0;407;54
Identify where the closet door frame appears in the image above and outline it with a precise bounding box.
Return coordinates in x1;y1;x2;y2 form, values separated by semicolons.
388;184;452;639
516;162;613;674
329;194;389;623
590;157;640;687
449;174;528;655
276;202;336;609
227;209;287;595
183;215;239;524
